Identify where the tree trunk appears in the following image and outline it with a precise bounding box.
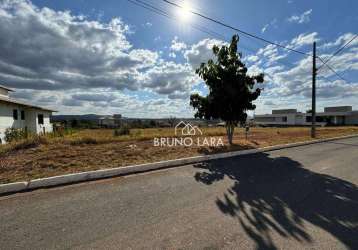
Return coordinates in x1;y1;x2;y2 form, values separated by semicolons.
226;122;235;145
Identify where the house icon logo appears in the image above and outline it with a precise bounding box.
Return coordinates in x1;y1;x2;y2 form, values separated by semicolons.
175;121;203;136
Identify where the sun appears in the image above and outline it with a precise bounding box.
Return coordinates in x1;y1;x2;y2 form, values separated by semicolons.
177;1;192;23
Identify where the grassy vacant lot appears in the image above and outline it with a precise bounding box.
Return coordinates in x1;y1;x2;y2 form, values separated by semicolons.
1;126;358;184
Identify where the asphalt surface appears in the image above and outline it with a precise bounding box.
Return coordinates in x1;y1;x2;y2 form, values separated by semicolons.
1;137;358;250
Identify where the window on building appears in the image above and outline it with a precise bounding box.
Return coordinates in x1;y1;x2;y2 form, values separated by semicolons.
38;114;44;125
282;117;287;122
21;110;25;120
316;116;324;122
13;109;18;120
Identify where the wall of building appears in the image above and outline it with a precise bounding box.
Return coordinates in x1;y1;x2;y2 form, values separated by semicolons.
0;103;53;143
34;110;53;134
254;114;292;125
295;114;304;125
345;114;358;125
324;106;352;112
286;114;298;125
254;106;358;127
255;113;326;127
0;103;26;143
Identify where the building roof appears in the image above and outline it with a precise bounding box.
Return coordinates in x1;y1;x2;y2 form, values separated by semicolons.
0;95;56;112
272;109;297;114
256;106;358;117
0;84;15;92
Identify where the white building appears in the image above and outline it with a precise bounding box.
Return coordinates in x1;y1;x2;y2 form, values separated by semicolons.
0;85;55;144
254;106;358;127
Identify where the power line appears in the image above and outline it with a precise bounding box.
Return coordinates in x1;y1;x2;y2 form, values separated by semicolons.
162;0;353;85
317;56;349;82
127;0;170;19
162;0;311;57
127;0;225;40
130;0;320;94
317;34;357;71
128;0;305;70
129;0;342;91
324;63;348;82
127;0;263;58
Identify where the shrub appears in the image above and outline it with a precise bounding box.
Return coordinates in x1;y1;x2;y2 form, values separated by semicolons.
114;126;130;136
4;128;28;143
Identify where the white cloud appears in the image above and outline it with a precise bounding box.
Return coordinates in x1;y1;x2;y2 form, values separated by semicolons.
170;36;187;51
264;100;277;106
256;44;288;66
319;33;358;50
142;61;199;98
184;38;226;69
1;1;357;117
288;9;312;24
261;18;277;33
289;32;319;49
144;22;152;27
246;55;259;63
248;64;264;75
0;0;201;115
261;24;269;33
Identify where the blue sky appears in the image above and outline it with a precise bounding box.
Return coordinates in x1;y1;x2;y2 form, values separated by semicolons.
0;0;357;117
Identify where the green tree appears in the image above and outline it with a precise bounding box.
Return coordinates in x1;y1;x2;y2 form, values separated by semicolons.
190;35;264;145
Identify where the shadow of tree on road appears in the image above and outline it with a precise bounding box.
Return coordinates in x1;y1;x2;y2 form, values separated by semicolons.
193;153;358;249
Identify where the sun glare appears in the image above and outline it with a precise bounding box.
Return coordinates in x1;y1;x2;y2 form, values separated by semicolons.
177;1;192;22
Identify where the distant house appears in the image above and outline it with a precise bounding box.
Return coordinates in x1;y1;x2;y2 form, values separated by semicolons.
254;106;358;127
98;114;122;128
0;84;55;144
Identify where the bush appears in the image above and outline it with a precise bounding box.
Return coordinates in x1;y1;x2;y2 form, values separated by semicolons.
4;128;28;143
114;126;130;136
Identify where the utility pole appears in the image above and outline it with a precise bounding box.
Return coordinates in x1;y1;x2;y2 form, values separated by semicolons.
311;42;316;138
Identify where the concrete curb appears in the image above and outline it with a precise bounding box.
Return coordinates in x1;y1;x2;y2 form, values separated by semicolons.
1;134;358;196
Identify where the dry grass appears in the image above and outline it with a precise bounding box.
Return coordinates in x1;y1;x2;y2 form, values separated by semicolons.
1;126;358;184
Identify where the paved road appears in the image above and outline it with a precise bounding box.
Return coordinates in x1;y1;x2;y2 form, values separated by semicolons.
1;137;358;250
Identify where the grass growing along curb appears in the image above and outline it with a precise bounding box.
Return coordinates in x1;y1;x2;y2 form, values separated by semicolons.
0;126;358;184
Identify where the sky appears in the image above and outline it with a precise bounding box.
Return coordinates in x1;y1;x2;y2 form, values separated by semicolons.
0;0;357;117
